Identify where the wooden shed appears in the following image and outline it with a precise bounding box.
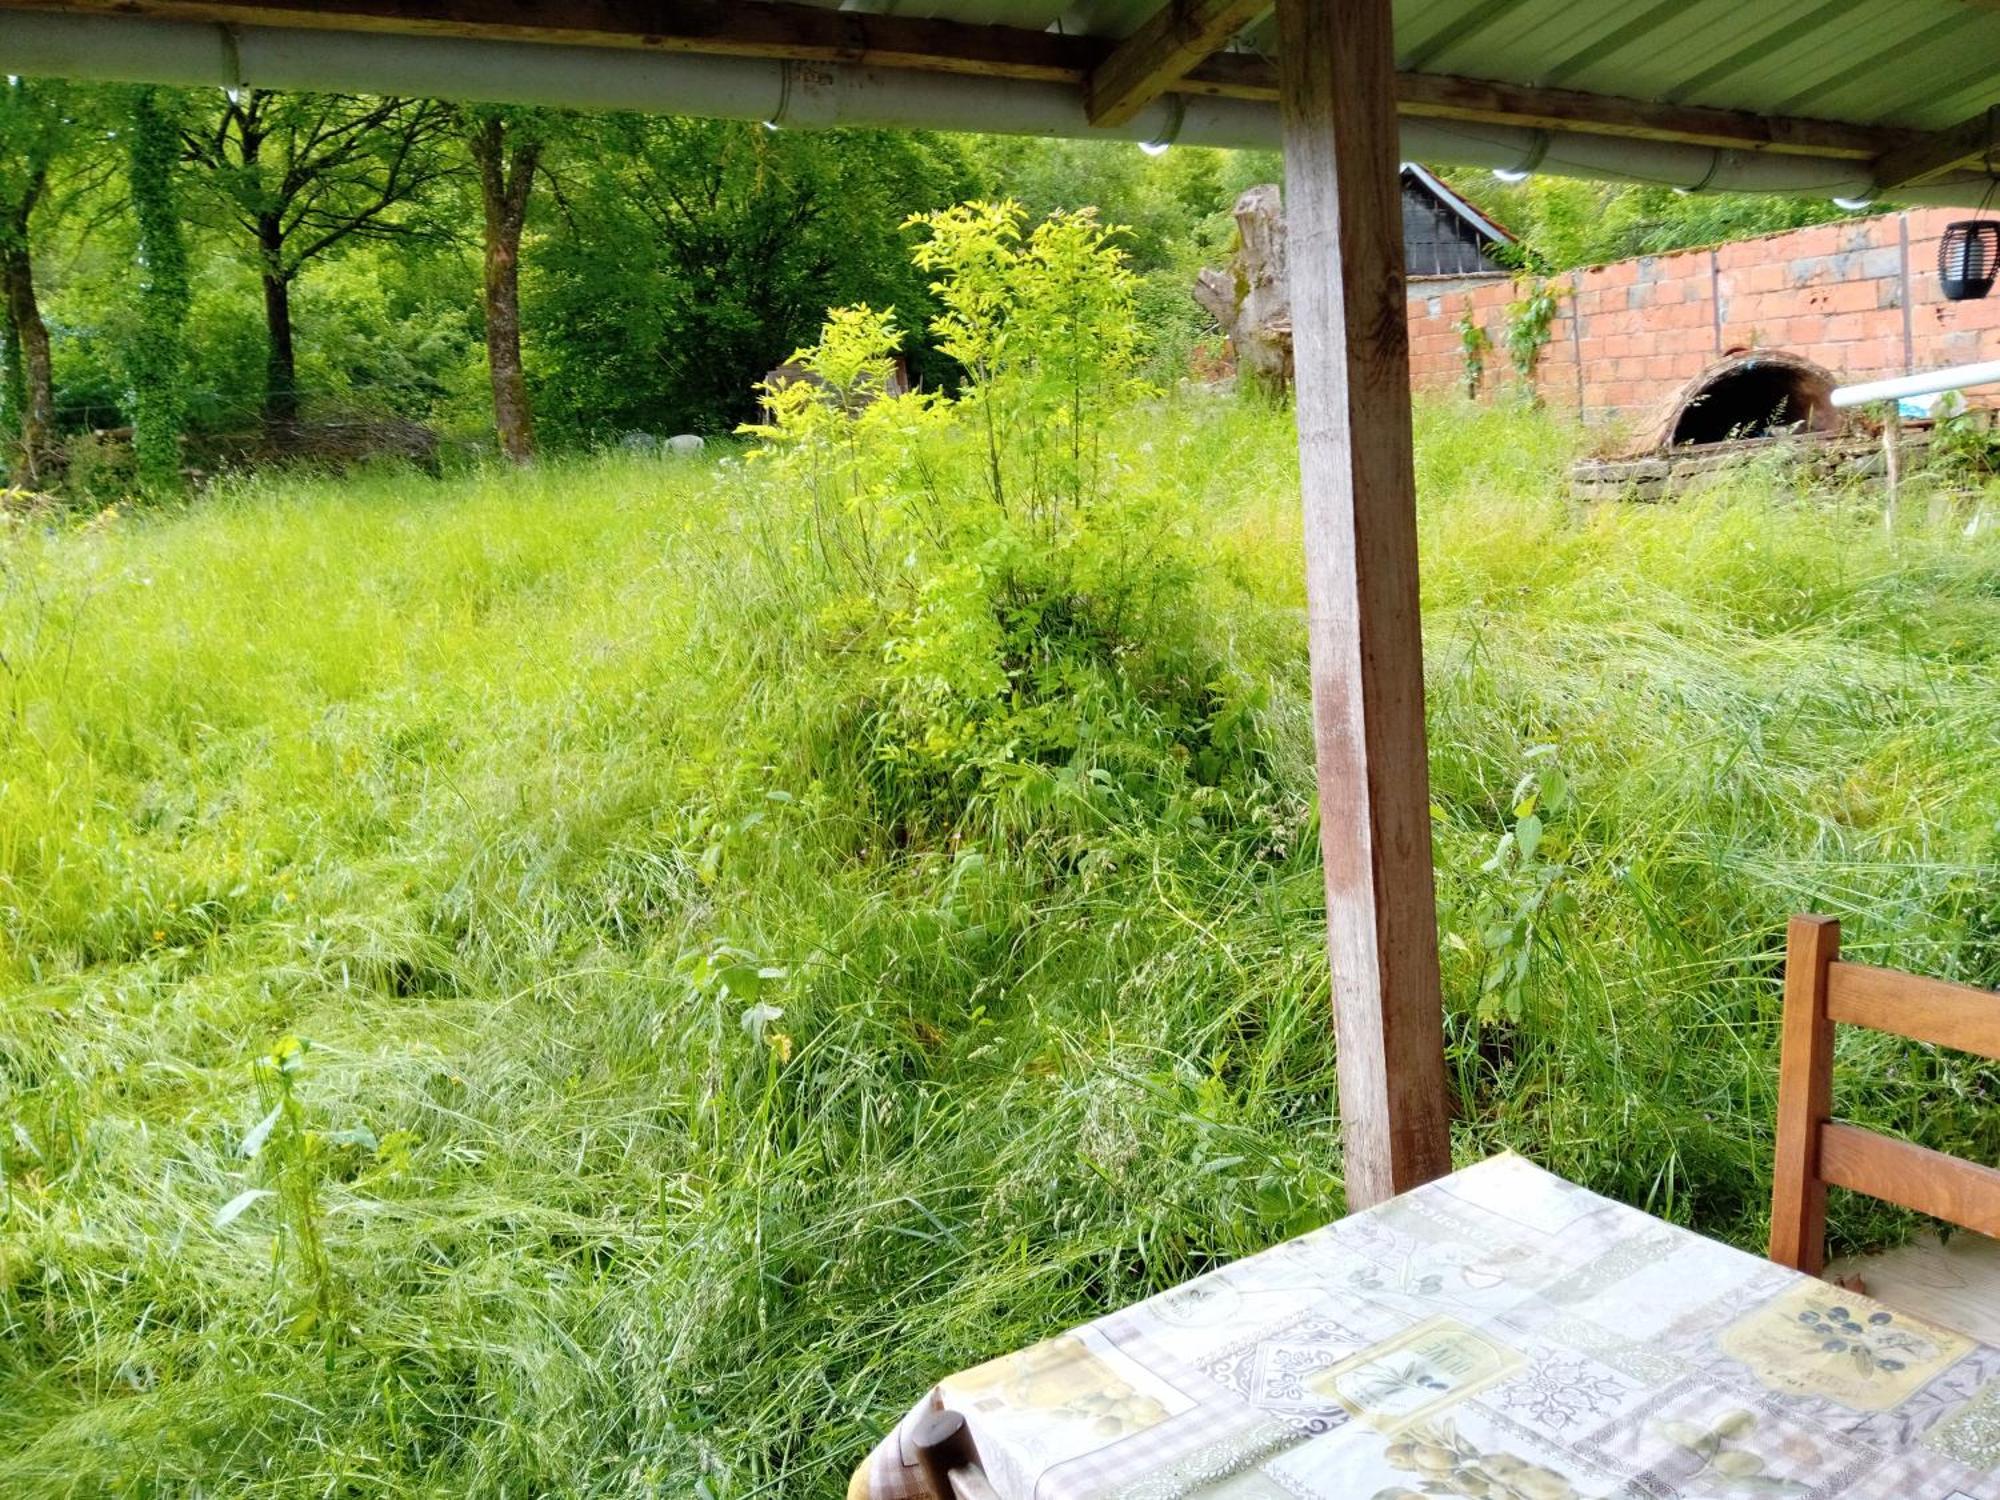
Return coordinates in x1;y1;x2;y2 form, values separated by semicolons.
1400;162;1512;284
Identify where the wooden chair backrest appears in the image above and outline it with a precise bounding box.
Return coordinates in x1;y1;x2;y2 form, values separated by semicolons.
1770;914;2000;1275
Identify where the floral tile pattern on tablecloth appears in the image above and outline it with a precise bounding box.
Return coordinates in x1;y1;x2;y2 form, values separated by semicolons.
1930;1382;2000;1471
853;1155;2000;1500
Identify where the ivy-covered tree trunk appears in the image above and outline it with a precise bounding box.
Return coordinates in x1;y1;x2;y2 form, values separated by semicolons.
469;115;540;464
258;213;299;426
0;166;53;482
126;86;192;497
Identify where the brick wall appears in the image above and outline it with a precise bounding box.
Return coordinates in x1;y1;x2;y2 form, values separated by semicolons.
1407;208;2000;432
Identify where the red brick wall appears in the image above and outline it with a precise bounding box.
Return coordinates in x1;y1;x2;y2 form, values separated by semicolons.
1407;208;2000;430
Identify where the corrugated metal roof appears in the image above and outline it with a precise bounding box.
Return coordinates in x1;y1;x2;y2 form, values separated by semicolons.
766;0;1999;133
1377;0;1999;130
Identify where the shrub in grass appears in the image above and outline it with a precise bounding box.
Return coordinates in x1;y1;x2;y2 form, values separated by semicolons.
738;204;1277;874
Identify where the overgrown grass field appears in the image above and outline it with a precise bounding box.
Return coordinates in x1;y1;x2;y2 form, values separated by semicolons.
2;397;1997;1496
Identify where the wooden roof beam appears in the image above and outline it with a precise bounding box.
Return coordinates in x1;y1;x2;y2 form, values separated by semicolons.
1086;0;1269;128
1179;55;1907;161
1390;71;1905;162
0;0;1094;82
1870;106;1999;191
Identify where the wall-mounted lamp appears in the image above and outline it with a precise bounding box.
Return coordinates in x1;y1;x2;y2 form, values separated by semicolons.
1940;220;1999;301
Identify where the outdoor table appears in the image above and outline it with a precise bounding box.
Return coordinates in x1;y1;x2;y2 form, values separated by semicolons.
853;1153;2000;1500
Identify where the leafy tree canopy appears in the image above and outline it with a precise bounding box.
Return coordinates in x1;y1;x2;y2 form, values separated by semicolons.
1447;170;1867;271
528;116;978;440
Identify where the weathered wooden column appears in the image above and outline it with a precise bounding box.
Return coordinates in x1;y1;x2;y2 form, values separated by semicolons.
1276;0;1452;1207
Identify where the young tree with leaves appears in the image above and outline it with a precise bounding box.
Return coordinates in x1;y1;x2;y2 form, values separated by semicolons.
181;88;452;425
0;78;70;483
466;107;545;464
908;201;1142;519
125;85;193;497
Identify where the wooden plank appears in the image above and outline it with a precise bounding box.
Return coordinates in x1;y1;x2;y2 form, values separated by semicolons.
1086;0;1268;128
1770;914;1839;1275
1871;107;2000;190
1827;961;2000;1060
1820;1122;2000;1241
0;0;1093;81
1393;70;1905;162
1276;0;1451;1210
1828;1230;2000;1343
1181;57;1910;160
0;0;1921;161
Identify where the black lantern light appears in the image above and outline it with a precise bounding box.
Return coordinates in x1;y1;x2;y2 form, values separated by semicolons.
1937;107;1999;302
1939;220;1999;301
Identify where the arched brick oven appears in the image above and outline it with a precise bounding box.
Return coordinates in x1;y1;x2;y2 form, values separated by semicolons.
1651;351;1844;449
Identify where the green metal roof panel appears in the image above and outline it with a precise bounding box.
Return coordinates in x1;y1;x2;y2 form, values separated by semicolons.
1374;0;1998;129
774;0;1999;134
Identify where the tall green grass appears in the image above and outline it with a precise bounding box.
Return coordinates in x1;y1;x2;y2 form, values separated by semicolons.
1;400;1996;1496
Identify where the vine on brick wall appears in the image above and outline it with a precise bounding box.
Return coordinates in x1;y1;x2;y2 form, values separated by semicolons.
1453;298;1491;401
1504;276;1561;401
125;86;191;498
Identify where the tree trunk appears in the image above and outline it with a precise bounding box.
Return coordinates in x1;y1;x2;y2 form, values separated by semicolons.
1193;184;1294;399
126;84;193;497
471;116;540;464
3;193;54;482
259;213;298;426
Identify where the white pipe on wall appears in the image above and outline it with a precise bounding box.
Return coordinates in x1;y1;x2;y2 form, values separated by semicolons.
2;10;1995;207
1830;360;2000;408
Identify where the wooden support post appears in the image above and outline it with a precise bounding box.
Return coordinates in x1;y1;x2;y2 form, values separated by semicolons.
1275;0;1451;1209
1769;914;1839;1276
1883;407;1901;534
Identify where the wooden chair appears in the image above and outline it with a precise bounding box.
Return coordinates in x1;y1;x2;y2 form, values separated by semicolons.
911;1411;996;1500
1770;914;2000;1276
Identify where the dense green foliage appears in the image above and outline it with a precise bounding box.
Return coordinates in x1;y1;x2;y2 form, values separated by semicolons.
2;370;1996;1491
529;118;977;441
11;97;1257;469
179;89;455;424
1455;170;1869;270
4;70;1906;481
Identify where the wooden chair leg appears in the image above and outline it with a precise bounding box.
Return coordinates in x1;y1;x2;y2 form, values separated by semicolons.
1770;914;1839;1275
913;1409;990;1500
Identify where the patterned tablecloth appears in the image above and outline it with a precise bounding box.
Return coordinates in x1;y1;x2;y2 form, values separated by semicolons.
853;1154;2000;1500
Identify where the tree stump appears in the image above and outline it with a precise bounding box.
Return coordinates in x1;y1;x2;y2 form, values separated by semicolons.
1194;184;1293;398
